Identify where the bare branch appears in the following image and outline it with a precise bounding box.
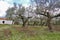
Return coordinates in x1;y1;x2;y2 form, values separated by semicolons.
38;13;48;17
52;14;60;18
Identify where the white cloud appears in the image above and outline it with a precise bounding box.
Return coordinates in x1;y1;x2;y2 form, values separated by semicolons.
0;0;30;17
0;1;12;17
0;1;10;11
4;0;12;3
0;11;6;17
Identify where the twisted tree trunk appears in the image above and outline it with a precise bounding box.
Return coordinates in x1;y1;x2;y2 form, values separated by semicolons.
47;12;53;32
47;18;53;32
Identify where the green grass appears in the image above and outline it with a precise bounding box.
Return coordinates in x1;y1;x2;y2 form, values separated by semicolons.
0;25;60;40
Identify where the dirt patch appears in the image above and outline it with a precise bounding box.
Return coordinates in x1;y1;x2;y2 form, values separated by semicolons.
52;25;60;31
13;26;38;36
3;29;12;37
44;25;60;31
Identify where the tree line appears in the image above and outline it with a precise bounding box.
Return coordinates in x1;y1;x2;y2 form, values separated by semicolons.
6;0;60;32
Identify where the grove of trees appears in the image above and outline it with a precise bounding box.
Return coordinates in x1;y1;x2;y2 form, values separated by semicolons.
6;0;60;32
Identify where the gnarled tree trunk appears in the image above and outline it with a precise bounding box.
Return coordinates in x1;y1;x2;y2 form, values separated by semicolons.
47;18;53;32
47;12;53;32
22;21;26;27
22;18;28;27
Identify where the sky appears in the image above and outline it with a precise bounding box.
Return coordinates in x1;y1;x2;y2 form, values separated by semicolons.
0;0;30;17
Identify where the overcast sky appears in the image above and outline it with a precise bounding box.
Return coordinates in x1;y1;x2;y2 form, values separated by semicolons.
0;0;30;17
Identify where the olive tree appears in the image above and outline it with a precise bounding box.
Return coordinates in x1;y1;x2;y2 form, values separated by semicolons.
31;0;60;32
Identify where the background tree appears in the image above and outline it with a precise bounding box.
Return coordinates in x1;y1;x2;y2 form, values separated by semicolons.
17;5;32;27
6;3;17;24
30;0;60;32
6;3;32;27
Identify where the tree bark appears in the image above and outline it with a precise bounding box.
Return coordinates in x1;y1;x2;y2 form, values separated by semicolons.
22;19;28;27
22;23;25;27
22;21;26;27
47;18;53;32
46;12;53;32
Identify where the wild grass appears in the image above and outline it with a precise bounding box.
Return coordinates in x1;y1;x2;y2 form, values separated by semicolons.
0;25;60;40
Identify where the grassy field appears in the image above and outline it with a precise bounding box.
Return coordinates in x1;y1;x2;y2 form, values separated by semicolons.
0;24;60;40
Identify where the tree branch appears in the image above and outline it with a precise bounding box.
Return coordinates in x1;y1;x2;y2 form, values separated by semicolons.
52;14;60;18
38;13;48;17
